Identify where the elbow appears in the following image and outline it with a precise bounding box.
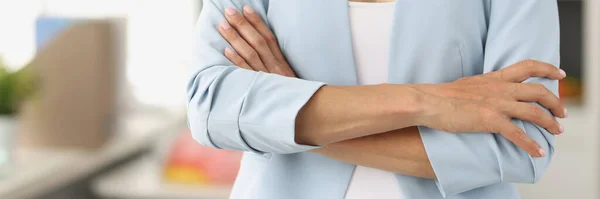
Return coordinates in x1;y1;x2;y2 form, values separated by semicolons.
188;120;220;149
185;68;263;152
186;73;220;149
187;103;220;149
507;121;555;184
529;143;554;184
528;121;555;184
493;119;555;184
497;137;554;184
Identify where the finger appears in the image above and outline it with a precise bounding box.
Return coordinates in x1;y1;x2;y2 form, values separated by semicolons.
225;47;252;70
218;21;268;72
496;100;563;135
492;119;545;157
242;6;287;64
242;6;296;77
486;60;565;82
511;83;566;118
224;7;279;72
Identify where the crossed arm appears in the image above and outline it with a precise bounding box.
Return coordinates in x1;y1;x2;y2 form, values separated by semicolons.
189;0;561;196
313;127;434;178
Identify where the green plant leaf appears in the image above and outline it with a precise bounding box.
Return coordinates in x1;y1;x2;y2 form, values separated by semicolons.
0;57;38;115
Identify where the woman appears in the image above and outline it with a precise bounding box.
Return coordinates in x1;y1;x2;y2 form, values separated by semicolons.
187;0;564;198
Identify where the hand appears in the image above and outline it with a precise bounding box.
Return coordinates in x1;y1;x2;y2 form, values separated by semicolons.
218;6;295;77
217;6;566;157
412;60;566;157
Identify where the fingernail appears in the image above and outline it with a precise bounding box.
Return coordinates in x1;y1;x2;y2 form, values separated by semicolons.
564;108;568;118
225;47;235;55
559;123;565;134
538;148;546;157
243;5;255;14
225;7;237;16
220;21;231;30
559;69;566;78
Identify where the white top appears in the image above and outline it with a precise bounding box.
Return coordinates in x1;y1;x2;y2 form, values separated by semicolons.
345;2;405;199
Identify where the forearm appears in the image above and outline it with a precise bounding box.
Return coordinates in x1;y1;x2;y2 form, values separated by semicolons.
311;126;434;179
295;84;424;146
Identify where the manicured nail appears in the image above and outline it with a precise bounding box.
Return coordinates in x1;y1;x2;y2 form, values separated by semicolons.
220;21;231;30
225;7;237;16
559;123;565;134
564;108;568;118
243;5;255;14
559;69;566;78
225;47;235;56
538;148;546;157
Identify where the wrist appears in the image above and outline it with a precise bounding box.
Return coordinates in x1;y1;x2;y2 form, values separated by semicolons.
406;84;445;127
382;84;427;127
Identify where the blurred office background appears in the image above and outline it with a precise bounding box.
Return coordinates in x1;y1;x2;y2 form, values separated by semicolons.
0;0;597;198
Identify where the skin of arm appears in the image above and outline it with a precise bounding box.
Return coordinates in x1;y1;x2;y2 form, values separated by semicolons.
311;126;435;179
295;83;434;179
293;84;423;146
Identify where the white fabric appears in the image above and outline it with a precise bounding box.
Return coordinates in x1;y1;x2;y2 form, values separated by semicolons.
345;2;405;199
350;2;392;85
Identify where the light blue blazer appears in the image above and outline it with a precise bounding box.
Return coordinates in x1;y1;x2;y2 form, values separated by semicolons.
187;0;560;198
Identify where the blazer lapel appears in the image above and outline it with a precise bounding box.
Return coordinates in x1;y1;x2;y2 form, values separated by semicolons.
267;0;358;86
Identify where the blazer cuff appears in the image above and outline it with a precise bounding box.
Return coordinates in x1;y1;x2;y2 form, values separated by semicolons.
238;72;325;154
418;126;501;197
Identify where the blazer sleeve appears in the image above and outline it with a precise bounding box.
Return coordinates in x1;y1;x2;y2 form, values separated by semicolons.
187;0;325;154
417;0;560;197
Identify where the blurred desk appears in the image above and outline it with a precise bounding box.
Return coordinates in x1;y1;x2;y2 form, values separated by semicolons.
92;156;231;199
0;110;186;199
